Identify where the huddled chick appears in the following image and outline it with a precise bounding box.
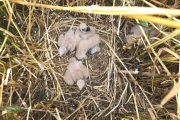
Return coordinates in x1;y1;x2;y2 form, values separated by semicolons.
129;25;157;38
58;23;101;89
75;23;101;60
58;29;78;56
63;57;89;89
125;25;157;49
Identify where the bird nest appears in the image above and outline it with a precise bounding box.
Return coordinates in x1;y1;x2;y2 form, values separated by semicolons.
1;0;180;119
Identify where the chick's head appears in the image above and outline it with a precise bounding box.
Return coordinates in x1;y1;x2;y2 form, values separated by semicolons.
77;79;86;90
58;47;68;56
79;23;90;33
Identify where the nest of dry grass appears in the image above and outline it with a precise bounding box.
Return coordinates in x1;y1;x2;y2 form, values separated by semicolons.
1;0;180;119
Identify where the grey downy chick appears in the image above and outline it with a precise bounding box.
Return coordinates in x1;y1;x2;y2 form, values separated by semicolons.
75;23;95;40
58;29;78;56
125;25;157;49
75;23;101;60
63;57;89;89
75;23;101;54
129;25;157;38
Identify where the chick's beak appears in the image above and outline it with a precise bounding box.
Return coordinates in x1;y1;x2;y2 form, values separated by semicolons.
86;26;90;32
77;79;85;90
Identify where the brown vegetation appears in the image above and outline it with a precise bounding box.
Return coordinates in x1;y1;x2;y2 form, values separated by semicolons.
1;0;180;119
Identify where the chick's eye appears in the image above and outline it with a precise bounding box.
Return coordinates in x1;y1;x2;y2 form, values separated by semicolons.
82;29;85;31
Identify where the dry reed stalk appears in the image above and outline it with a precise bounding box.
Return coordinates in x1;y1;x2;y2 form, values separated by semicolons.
1;0;180;28
1;0;180;119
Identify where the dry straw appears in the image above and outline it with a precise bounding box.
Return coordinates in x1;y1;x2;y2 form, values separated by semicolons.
1;0;180;28
1;0;180;119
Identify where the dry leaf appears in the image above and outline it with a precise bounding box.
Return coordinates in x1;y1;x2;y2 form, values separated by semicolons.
161;82;180;106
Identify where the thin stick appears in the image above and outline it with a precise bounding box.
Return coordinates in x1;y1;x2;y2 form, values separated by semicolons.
178;59;180;119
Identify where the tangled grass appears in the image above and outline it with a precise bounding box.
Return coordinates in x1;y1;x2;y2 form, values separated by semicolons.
1;0;180;119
